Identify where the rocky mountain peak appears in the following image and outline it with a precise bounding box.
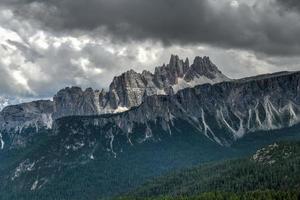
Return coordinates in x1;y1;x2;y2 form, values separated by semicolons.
0;55;233;146
169;54;179;65
110;69;143;89
183;56;230;83
53;86;100;119
168;54;189;77
184;57;189;67
193;56;211;66
192;56;221;74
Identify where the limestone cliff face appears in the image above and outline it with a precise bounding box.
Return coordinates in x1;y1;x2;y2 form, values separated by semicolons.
53;87;101;119
0;100;54;131
0;100;54;149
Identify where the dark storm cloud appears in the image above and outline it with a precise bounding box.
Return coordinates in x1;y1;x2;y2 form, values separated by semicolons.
3;0;300;56
276;0;300;11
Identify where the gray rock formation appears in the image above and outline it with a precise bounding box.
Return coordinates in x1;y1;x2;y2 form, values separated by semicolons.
52;55;230;118
0;100;54;149
1;55;229;149
0;100;54;132
2;55;299;149
53;71;300;147
53;87;101;119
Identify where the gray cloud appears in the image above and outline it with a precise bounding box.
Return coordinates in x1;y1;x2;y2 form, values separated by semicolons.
7;40;42;62
276;0;300;10
2;0;300;56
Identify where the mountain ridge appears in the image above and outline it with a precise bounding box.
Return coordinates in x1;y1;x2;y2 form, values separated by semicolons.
0;57;299;199
1;55;300;150
50;70;300;148
0;55;230;149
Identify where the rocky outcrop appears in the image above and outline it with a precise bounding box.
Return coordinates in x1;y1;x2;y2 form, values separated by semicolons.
53;87;101;119
0;100;54;149
0;100;54;132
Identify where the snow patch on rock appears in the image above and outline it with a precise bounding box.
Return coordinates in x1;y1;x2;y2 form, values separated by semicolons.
114;106;129;113
0;133;4;149
31;180;39;190
172;75;228;93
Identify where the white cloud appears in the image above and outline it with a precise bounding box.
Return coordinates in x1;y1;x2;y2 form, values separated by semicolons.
12;70;32;93
29;31;49;50
230;0;239;8
0;26;23;47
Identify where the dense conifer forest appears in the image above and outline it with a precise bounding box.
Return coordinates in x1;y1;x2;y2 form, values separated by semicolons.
116;142;300;200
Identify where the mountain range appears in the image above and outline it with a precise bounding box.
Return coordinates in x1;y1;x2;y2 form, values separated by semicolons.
1;55;299;149
0;55;299;199
0;55;231;149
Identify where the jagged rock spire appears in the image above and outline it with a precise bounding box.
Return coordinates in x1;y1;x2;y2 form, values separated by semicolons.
184;56;229;81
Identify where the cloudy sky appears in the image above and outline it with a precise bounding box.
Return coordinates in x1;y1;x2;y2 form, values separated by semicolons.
0;0;300;103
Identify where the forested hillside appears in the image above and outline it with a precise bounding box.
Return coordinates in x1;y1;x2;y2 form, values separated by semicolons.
1;121;300;200
117;142;300;200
